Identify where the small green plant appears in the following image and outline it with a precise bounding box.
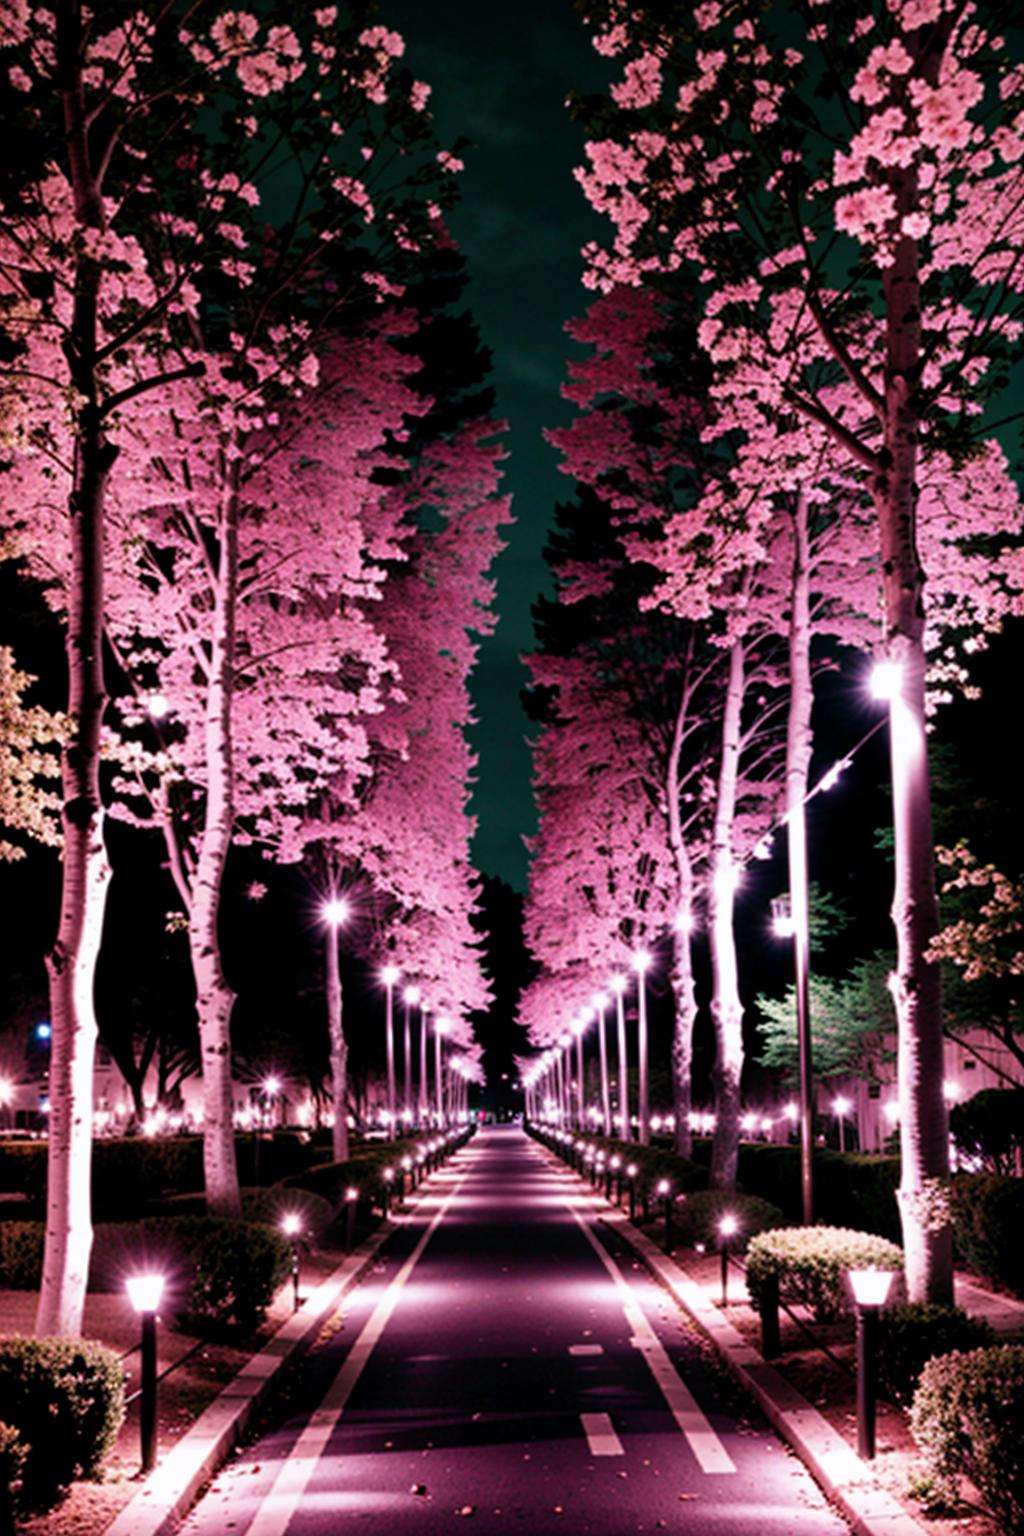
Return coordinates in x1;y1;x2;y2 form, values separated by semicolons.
911;1345;1024;1532
0;1339;125;1509
877;1303;994;1407
670;1189;786;1253
745;1226;903;1322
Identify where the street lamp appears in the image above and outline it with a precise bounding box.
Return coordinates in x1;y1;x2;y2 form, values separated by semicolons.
280;1213;303;1310
869;660;902;702
657;1178;674;1253
402;985;420;1123
609;972;630;1142
832;1094;852;1154
718;1213;738;1306
592;992;612;1137
126;1274;165;1474
570;1015;587;1129
435;1016;452;1126
625;1161;638;1222
770;889;814;1227
632;950;652;1146
344;1185;359;1253
380;964;401;1134
848;1268;896;1459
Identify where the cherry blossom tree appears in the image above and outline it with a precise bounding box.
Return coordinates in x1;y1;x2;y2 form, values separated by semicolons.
0;0;462;1329
571;0;1024;1297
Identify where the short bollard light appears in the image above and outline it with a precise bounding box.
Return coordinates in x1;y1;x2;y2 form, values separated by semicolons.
383;1166;395;1214
595;1151;606;1191
849;1267;895;1460
401;1154;412;1198
280;1212;303;1310
657;1179;673;1253
718;1213;739;1306
126;1273;165;1474
344;1186;359;1253
609;1153;622;1202
626;1162;638;1222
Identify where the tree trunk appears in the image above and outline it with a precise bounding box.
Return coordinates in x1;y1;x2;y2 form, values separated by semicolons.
876;216;951;1302
666;686;696;1159
786;493;816;1225
709;640;745;1190
325;928;349;1162
37;14;115;1335
189;474;241;1217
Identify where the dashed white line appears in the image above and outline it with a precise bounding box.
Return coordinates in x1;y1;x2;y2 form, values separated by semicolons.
580;1411;624;1456
568;1343;604;1356
566;1199;736;1475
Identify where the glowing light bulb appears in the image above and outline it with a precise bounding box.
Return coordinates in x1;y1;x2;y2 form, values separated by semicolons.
870;660;902;702
322;896;350;927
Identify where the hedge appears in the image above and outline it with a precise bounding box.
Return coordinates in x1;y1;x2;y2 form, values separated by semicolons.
745;1225;904;1322
528;1126;706;1201
0;1217;290;1330
950;1174;1024;1298
0;1132;326;1213
686;1142;903;1242
911;1345;1024;1530
0;1421;25;1529
668;1189;786;1254
877;1304;994;1408
0;1338;125;1509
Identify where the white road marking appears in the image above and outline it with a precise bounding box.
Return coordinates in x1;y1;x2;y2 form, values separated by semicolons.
566;1199;736;1475
580;1411;624;1456
242;1153;474;1536
569;1343;604;1356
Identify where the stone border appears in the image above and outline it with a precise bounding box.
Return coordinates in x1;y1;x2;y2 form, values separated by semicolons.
540;1143;931;1536
105;1167;458;1536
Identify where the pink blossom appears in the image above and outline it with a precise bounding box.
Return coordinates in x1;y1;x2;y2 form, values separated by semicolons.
410;79;431;112
611;53;663;110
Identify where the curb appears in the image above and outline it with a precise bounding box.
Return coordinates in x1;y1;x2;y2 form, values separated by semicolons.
105;1165;459;1536
541;1145;930;1536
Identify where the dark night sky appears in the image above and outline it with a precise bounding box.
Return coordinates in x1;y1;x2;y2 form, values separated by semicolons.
386;0;610;890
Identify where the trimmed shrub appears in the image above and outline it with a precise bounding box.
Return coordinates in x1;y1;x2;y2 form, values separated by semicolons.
242;1187;334;1243
670;1189;786;1253
950;1174;1024;1297
745;1225;903;1322
950;1087;1024;1176
0;1223;45;1288
911;1345;1024;1531
0;1217;290;1329
877;1304;994;1407
687;1140;902;1241
0;1421;26;1525
0;1339;125;1508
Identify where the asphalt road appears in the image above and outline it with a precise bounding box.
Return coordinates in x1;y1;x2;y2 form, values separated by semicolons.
180;1126;849;1535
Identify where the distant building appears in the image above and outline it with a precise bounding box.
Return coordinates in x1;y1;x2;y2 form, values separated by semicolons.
820;1026;1023;1152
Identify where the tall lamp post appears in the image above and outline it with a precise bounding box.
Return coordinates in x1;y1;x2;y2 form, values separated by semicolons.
418;999;430;1126
771;893;814;1224
402;985;419;1123
571;1015;587;1130
322;896;350;1161
610;972;630;1141
434;1016;452;1126
632;950;652;1146
380;964;401;1136
592;992;612;1137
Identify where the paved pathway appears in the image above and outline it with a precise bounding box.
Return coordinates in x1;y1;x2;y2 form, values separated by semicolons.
179;1126;848;1534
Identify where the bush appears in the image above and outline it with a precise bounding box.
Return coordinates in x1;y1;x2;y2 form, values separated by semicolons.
98;1217;292;1331
241;1187;334;1243
670;1189;786;1253
708;1143;902;1242
950;1088;1024;1176
911;1345;1024;1531
951;1174;1024;1297
0;1217;290;1330
0;1339;124;1509
0;1421;26;1523
0;1223;45;1288
745;1226;904;1322
878;1304;994;1407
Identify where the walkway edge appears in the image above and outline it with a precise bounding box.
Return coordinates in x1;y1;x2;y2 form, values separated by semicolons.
542;1148;930;1536
104;1178;448;1536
